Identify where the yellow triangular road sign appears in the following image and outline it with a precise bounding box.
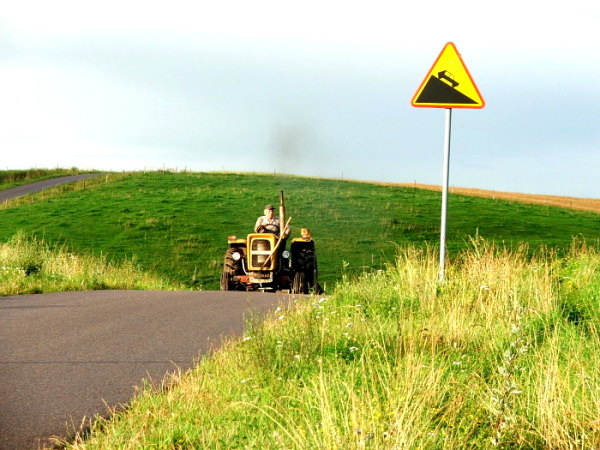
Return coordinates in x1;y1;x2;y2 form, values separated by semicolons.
411;42;484;109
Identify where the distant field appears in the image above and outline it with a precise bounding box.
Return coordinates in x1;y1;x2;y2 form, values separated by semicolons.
0;171;598;291
395;182;600;213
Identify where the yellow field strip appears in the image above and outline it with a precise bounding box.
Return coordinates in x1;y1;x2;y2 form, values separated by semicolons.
344;178;600;214
397;183;600;214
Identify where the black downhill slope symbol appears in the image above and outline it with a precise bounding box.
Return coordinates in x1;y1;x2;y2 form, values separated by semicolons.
415;74;477;104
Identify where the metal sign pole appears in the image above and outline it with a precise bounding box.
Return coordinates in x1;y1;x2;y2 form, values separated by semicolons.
439;108;452;282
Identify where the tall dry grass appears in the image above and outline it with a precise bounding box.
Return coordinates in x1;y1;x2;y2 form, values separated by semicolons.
0;232;179;295
71;239;599;449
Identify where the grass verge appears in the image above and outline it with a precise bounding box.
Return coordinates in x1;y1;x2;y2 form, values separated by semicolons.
0;231;181;295
0;168;90;190
67;238;599;449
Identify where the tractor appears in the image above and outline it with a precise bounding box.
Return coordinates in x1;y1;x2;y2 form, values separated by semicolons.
219;192;320;294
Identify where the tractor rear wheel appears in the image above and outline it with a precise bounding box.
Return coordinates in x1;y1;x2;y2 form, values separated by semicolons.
224;248;242;273
221;248;243;291
291;271;307;294
294;247;319;292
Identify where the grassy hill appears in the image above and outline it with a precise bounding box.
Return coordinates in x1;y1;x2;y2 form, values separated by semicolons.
0;171;598;291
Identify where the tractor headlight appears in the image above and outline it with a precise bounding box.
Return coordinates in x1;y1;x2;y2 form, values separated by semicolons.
232;251;241;261
282;250;290;259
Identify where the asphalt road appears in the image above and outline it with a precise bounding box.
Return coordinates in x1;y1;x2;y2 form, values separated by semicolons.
0;290;294;449
0;174;105;203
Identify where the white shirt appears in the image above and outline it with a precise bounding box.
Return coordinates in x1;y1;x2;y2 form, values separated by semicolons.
254;215;280;234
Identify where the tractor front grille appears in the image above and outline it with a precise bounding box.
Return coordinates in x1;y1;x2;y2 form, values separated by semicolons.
248;234;276;270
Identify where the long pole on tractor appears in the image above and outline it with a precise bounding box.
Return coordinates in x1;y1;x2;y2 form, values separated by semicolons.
260;216;292;269
260;192;290;270
439;108;452;282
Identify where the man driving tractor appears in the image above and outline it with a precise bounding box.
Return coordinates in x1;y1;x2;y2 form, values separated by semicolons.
254;204;290;238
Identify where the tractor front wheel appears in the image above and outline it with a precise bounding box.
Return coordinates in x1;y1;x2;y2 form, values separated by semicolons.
220;271;233;291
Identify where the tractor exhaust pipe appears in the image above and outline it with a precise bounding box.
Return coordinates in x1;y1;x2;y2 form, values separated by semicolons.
279;191;285;232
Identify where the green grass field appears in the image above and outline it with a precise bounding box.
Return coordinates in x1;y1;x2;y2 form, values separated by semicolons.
0;171;598;291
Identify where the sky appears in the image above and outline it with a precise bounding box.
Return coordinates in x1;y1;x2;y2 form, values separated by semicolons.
1;1;598;198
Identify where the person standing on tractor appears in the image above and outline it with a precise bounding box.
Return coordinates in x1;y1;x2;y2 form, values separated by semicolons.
255;204;290;238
